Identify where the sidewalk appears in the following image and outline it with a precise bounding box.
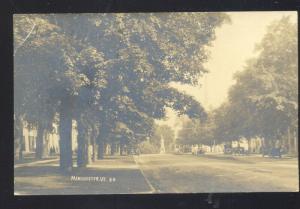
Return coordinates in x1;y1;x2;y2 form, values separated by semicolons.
14;158;59;168
14;155;153;195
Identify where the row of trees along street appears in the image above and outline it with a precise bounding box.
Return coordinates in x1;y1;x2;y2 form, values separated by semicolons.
177;17;298;156
14;13;230;172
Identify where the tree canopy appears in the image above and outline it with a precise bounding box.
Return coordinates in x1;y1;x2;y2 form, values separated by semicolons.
14;13;230;170
226;16;297;141
176;16;297;150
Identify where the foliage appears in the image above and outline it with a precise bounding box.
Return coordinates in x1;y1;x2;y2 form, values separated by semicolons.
14;13;230;166
214;16;298;143
177;115;215;145
138;140;159;154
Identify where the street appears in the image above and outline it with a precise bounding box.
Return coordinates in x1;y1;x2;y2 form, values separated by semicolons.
135;153;299;193
14;153;299;195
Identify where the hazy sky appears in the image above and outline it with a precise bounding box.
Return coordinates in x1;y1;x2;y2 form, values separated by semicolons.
157;11;297;127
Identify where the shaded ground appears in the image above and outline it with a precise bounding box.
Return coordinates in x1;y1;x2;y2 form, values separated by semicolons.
15;153;299;194
14;155;152;195
14;152;58;165
135;153;299;193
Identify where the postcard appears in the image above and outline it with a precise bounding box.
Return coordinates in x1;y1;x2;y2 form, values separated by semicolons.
14;12;298;195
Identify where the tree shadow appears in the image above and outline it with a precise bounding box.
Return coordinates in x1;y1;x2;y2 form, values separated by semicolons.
14;164;152;194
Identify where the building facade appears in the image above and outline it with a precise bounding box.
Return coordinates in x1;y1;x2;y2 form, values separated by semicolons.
21;120;78;155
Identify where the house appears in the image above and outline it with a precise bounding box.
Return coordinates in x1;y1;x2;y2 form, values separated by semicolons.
21;120;78;155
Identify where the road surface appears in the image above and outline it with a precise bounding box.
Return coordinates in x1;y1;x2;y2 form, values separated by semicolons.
135;153;299;192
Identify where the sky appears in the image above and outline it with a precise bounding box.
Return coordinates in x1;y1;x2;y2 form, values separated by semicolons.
157;11;297;128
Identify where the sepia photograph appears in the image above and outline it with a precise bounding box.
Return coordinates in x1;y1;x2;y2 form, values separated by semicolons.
14;11;298;195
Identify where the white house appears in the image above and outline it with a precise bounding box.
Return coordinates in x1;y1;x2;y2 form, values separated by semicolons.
21;120;78;155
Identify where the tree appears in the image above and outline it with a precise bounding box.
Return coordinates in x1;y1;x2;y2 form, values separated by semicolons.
14;15;62;160
213;16;297;153
177;113;215;146
14;13;230;170
14;15;108;169
89;13;229;154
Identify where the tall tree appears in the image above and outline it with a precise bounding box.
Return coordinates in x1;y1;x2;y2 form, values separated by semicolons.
14;13;230;169
213;16;297;153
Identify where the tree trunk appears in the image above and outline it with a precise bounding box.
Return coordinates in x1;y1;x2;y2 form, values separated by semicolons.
111;142;116;155
36;124;46;159
91;129;97;162
92;143;97;162
97;139;104;159
120;141;125;155
294;130;298;155
117;143;120;155
247;138;251;154
87;131;92;164
288;126;294;155
43;133;49;158
14;116;23;161
77;120;88;168
59;98;73;172
19;136;24;161
104;143;108;155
